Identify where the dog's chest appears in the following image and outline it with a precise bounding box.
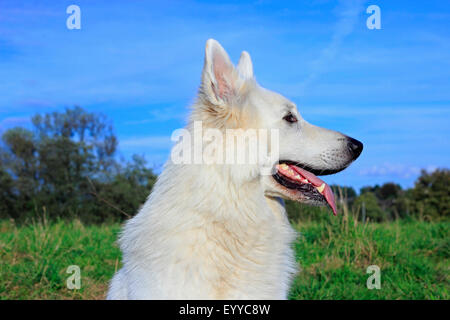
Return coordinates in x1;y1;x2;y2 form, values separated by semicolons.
189;199;297;299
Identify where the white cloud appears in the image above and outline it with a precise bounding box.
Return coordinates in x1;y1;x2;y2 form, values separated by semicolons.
119;136;173;149
0;116;30;133
359;163;438;179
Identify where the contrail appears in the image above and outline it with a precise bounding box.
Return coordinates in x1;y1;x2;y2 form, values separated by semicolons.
300;0;366;92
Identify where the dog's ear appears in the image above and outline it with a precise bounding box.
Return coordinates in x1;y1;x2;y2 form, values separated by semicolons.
237;51;253;79
200;39;241;105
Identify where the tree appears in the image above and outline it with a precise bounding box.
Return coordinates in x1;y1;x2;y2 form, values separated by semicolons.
378;183;402;201
360;185;380;196
87;155;157;223
1;128;39;216
0;106;156;223
354;192;386;222
0;166;15;218
31;105;117;172
331;185;357;209
411;169;450;219
378;183;403;219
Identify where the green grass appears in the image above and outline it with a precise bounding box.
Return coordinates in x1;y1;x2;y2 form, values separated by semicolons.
0;216;448;299
289;216;449;299
0;218;121;299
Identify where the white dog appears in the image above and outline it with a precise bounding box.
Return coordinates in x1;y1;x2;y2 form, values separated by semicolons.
107;39;362;299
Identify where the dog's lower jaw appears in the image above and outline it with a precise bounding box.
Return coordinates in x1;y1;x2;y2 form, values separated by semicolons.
107;161;298;300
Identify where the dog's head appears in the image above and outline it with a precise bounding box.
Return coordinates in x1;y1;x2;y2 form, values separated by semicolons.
193;39;363;215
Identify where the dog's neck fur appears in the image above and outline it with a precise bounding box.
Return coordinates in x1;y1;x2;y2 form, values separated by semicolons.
118;155;298;299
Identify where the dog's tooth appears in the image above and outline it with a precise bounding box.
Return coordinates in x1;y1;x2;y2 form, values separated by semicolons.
295;174;301;180
316;183;325;194
280;163;289;170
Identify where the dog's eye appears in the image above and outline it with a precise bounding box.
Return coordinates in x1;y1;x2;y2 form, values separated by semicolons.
283;113;297;123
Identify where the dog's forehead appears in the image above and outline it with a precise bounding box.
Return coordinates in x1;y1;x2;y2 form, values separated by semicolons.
248;86;295;112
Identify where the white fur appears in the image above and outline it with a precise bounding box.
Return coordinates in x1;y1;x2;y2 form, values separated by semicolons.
107;39;356;300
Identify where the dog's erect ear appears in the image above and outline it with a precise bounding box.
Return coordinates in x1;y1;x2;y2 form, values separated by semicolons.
237;51;253;79
200;39;241;105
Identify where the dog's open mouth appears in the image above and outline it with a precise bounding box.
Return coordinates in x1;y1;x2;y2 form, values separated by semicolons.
273;161;337;215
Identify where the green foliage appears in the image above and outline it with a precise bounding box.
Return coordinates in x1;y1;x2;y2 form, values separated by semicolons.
285;200;331;223
359;183;406;220
331;185;357;207
354;192;386;222
85;155;157;223
0;107;157;223
411;169;450;219
0;167;15;217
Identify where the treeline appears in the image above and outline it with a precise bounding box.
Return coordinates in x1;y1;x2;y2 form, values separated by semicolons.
0;107;155;223
0;107;448;224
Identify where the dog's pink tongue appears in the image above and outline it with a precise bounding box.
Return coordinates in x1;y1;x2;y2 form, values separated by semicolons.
289;165;337;216
323;185;337;216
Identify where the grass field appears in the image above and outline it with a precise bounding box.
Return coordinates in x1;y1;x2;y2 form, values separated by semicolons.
0;216;448;300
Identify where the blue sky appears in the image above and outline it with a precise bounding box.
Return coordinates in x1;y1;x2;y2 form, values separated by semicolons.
0;0;449;191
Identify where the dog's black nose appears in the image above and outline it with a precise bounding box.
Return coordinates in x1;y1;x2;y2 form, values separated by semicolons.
347;137;363;159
